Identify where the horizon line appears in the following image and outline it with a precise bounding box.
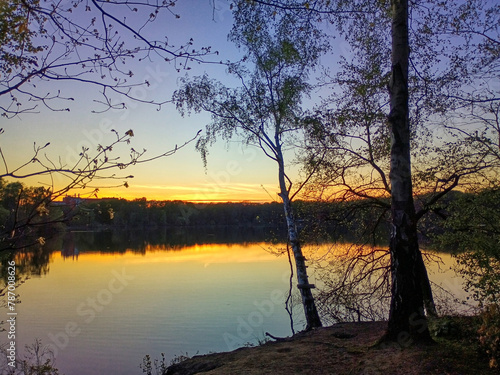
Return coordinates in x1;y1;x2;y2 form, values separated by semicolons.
55;195;276;204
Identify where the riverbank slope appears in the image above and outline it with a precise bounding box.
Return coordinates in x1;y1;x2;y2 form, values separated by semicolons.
165;320;495;375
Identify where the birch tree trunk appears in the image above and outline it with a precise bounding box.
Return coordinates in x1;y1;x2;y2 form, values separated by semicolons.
419;251;438;318
386;0;433;343
276;144;322;330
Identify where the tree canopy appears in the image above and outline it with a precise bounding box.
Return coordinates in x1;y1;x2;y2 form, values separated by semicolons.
0;0;216;117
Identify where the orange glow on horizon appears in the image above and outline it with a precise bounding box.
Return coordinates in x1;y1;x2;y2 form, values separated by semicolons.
57;183;280;203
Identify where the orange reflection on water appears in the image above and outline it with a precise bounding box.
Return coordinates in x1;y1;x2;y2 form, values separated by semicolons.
132;242;288;266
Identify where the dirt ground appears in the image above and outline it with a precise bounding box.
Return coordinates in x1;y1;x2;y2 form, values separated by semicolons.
165;321;497;375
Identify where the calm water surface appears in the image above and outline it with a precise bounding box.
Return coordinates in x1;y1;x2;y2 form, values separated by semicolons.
2;230;466;375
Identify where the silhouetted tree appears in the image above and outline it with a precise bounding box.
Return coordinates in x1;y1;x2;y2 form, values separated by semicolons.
0;130;199;250
250;0;499;343
0;0;216;117
173;3;327;329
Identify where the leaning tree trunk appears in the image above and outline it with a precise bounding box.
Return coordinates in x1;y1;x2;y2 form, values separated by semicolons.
385;0;433;343
276;146;322;330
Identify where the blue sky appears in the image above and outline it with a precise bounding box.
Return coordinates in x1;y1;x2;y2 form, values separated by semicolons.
1;0;301;202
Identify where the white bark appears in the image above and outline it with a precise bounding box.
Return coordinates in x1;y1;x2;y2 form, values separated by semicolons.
276;143;322;330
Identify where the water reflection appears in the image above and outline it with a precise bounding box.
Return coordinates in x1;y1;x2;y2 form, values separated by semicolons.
59;226;287;257
0;229;469;375
1;230;296;375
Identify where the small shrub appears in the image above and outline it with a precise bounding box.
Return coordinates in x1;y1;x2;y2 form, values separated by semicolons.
478;304;500;369
0;339;60;375
141;352;190;375
430;316;461;338
140;354;167;375
169;352;190;366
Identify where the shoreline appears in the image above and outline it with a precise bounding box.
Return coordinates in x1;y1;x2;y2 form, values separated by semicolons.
163;320;495;375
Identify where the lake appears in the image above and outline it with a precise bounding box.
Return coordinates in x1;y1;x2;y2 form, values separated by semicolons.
1;229;468;375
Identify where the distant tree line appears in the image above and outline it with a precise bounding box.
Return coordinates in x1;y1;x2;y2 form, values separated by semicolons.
65;196;395;240
67;198;285;229
1;177;479;249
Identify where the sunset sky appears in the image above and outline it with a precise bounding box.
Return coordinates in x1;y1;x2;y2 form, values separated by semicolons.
1;1;320;202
